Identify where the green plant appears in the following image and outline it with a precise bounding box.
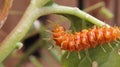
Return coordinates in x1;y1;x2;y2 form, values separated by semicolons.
0;0;120;67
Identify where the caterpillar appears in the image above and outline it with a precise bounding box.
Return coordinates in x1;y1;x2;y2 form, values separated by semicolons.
52;25;120;53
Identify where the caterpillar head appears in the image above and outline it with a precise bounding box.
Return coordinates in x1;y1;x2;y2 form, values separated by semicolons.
114;27;120;39
108;26;120;40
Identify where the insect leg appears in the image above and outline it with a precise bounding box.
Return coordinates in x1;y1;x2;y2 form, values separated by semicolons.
115;40;120;44
85;50;92;63
46;39;55;50
77;52;81;59
108;43;114;50
44;29;53;34
113;42;119;47
66;51;70;59
48;45;54;50
100;46;107;53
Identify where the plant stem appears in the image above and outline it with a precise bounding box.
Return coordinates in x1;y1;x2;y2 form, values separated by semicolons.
100;7;114;18
83;1;105;12
0;63;4;67
0;0;50;62
0;42;22;62
38;4;109;27
49;49;61;62
0;0;109;63
16;39;43;67
30;56;43;67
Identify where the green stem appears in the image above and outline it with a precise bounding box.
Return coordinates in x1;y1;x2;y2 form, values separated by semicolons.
0;42;22;62
30;56;43;67
0;63;4;67
16;39;43;67
0;0;109;63
49;49;61;62
0;5;34;62
0;0;51;63
38;4;109;26
83;1;105;12
100;7;114;18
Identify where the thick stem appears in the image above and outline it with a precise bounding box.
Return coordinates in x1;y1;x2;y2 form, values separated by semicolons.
0;63;4;67
37;4;109;26
0;42;22;62
0;0;50;62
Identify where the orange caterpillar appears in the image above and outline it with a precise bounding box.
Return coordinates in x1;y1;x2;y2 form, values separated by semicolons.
52;25;120;52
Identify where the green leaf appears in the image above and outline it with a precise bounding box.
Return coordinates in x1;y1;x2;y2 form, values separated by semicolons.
63;15;94;33
62;43;120;67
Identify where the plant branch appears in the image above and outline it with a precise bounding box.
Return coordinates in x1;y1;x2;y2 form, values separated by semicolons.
37;4;109;26
0;63;4;67
16;39;43;67
0;42;23;62
0;0;51;62
30;56;43;67
83;1;105;12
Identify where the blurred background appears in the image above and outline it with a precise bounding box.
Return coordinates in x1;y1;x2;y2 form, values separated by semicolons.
0;0;120;67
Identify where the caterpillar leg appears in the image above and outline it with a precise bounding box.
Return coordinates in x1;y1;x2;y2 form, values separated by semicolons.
77;52;81;59
100;46;107;53
44;29;53;34
48;45;54;50
42;38;51;41
108;43;114;50
115;43;119;47
66;52;70;59
113;42;119;47
61;41;66;49
43;38;55;50
66;30;72;33
43;38;54;50
115;40;120;44
114;40;120;46
48;40;56;50
118;49;120;55
85;50;92;63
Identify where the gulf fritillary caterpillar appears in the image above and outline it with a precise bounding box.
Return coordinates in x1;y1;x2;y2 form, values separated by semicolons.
52;24;120;59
